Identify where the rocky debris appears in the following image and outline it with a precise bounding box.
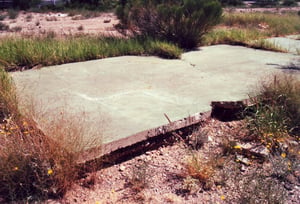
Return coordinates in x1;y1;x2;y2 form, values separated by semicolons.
236;155;251;166
103;19;111;23
236;142;270;158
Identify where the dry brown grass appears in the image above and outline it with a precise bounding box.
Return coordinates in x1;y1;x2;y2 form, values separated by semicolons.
184;152;215;184
0;67;100;202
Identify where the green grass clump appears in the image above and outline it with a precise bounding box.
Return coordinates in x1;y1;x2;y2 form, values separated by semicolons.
0;36;182;71
246;74;300;149
203;28;263;45
222;12;300;37
203;12;300;50
0;67;19;119
7;9;19;20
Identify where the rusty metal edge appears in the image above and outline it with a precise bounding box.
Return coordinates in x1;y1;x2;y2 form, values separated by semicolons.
76;111;211;168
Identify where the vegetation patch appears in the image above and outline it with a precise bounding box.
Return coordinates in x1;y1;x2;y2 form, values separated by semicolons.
203;12;300;50
0;67;98;202
116;0;222;49
0;36;182;71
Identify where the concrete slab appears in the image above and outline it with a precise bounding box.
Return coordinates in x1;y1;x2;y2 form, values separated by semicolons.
11;45;299;148
266;35;300;54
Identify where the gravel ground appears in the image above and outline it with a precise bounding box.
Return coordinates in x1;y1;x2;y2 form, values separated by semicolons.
51;118;300;204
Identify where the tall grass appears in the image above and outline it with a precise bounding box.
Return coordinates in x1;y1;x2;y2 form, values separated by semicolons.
222;12;300;36
0;36;182;71
246;74;300;150
203;12;300;48
0;67;95;202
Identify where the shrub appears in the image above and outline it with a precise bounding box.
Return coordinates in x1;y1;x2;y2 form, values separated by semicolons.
282;0;297;6
254;0;279;7
246;74;300;149
0;68;91;202
7;9;19;20
0;15;6;21
13;0;41;10
0;22;9;31
116;0;222;49
219;0;244;6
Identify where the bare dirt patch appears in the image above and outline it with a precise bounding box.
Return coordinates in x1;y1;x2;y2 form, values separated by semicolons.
0;11;119;38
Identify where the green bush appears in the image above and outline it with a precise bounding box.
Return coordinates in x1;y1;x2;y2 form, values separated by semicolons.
13;0;41;10
0;22;9;31
254;0;279;7
282;0;297;6
246;74;300;148
116;0;222;49
219;0;244;6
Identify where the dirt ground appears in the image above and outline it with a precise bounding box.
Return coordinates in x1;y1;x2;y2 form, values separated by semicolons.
0;11;119;38
50;118;300;204
1;6;300;38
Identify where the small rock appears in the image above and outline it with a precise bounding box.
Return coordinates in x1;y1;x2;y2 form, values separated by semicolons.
119;165;126;172
104;19;111;23
284;182;294;191
240;165;247;172
286;174;297;184
250;145;269;158
236;155;251;166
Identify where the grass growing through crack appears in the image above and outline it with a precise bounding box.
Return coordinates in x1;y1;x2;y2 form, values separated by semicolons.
0;36;182;71
0;67;98;202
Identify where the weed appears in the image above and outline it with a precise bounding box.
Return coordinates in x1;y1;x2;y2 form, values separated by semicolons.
249;39;287;52
0;36;182;71
184;152;215;185
0;22;9;31
203;28;262;46
238;171;287;203
205;12;300;48
128;160;150;192
117;0;222;49
10;26;22;32
0;68;99;202
25;14;33;22
0;14;6;21
0;67;19;120
246;74;300;150
46;16;58;21
182;176;200;194
77;25;84;31
7;9;19;20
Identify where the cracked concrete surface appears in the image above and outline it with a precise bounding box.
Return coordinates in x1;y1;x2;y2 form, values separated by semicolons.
11;45;299;147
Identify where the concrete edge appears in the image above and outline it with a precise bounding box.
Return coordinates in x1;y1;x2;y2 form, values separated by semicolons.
77;99;252;173
77;111;211;165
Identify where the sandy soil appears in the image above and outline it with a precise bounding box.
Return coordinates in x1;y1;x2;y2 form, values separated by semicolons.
0;11;119;38
1;6;299;38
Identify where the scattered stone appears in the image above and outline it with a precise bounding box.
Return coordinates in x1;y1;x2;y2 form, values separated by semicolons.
240;165;247;172
237;142;270;158
119;165;126;172
236;155;251;166
104;19;111;23
250;145;269;158
286;174;297;185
